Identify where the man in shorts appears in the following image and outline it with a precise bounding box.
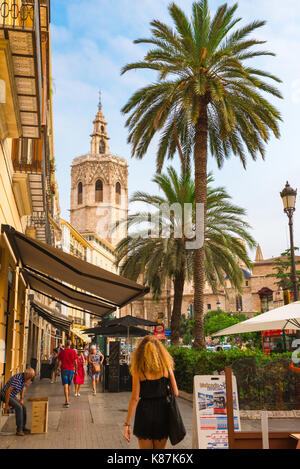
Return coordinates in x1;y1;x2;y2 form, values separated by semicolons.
56;340;78;408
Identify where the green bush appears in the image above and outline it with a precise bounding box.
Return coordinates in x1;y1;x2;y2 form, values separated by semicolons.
168;347;300;410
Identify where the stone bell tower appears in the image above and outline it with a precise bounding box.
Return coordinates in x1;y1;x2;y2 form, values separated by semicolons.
70;97;128;247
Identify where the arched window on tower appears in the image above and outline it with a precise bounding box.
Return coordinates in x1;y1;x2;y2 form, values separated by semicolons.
99;139;105;154
115;182;121;205
95;179;103;203
77;182;83;205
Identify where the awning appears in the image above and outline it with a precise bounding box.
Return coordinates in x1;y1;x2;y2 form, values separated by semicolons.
2;225;150;318
23;270;115;317
70;327;91;344
30;300;72;333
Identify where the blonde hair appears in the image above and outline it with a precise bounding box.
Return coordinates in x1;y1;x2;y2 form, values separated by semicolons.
130;335;174;377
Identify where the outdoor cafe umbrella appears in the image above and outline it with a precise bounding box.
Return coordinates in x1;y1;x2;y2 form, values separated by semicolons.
84;315;159;360
84;324;154;337
85;315;158;360
95;315;159;328
212;301;300;337
84;315;159;335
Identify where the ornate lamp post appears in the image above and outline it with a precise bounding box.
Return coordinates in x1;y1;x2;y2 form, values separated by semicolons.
280;181;298;302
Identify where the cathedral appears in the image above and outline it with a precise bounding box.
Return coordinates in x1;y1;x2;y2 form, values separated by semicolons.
70;100;128;248
68;100;300;328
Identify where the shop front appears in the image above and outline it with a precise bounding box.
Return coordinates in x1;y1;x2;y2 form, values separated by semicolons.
1;224;149;383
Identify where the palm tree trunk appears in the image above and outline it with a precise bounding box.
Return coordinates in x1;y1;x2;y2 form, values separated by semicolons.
170;270;185;345
193;98;208;349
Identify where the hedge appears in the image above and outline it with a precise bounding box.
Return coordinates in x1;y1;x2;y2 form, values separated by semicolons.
168;347;300;410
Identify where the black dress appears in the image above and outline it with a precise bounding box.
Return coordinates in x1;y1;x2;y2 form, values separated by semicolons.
133;376;170;441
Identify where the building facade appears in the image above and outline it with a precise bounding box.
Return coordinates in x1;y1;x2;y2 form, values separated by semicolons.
54;218;118;331
0;0;59;391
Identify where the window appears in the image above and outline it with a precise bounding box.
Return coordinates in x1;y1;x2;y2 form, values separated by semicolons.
99;139;105;154
77;182;83;205
12;137;39;171
207;304;211;310
236;295;243;312
95;179;103;202
115;182;121;205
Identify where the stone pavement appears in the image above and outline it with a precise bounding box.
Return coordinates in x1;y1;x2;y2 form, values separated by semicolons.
0;376;299;449
0;376;193;449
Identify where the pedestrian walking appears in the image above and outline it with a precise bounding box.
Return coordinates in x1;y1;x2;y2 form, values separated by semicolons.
0;368;35;436
49;348;58;383
83;345;89;363
123;335;179;449
88;344;104;395
74;349;85;397
56;340;78;408
57;343;64;353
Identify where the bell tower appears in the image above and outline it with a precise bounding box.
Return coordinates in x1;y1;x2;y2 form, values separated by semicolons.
70;97;128;247
90;92;110;155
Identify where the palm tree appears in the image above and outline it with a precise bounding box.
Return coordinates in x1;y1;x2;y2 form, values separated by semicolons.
121;1;282;348
115;167;256;344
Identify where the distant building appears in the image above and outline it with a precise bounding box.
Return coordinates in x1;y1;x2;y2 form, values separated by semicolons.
56;102;130;329
70;102;128;248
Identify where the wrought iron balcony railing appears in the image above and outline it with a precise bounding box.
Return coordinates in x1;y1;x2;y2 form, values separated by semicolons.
0;1;34;30
0;0;43;139
12;137;42;173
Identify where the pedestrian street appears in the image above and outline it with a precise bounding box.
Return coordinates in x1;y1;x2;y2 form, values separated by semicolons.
0;377;193;449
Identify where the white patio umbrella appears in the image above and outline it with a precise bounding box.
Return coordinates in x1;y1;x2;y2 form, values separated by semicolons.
212;301;300;336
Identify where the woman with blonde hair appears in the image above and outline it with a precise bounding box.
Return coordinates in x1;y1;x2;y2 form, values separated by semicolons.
123;335;179;449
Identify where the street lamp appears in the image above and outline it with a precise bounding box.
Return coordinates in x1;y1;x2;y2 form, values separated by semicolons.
280;181;298;302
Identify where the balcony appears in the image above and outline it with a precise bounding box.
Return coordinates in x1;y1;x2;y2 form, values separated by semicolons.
12;135;53;243
0;0;44;138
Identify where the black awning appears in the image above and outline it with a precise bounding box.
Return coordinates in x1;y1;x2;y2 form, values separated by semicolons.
2;225;149;318
30;300;72;333
23;270;115;317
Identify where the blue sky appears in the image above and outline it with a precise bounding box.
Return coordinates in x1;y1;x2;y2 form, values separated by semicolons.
50;0;300;261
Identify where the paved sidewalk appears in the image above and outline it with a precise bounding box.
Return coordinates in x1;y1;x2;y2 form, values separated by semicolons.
0;376;193;449
0;376;299;449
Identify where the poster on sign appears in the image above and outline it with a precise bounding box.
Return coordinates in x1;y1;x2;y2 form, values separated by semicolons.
154;325;166;339
192;375;241;449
